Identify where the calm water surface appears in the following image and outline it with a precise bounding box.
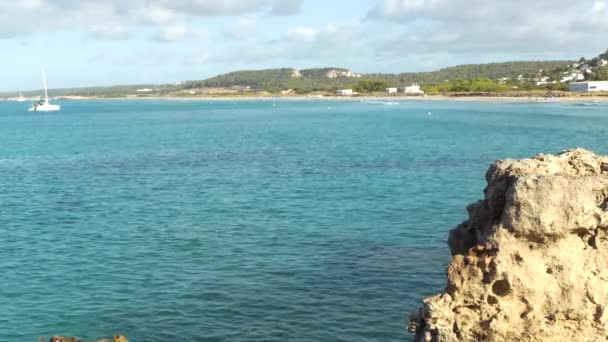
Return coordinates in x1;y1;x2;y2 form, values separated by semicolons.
1;99;607;341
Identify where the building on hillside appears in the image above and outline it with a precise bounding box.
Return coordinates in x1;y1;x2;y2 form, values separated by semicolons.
404;84;425;94
570;81;608;92
535;76;555;86
337;89;353;96
561;75;575;83
561;72;585;83
386;87;398;94
136;88;153;92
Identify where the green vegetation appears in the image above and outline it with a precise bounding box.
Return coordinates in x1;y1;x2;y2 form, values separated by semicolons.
589;67;608;81
353;80;391;93
182;61;572;93
192;68;295;90
186;67;361;92
423;78;510;93
423;78;570;94
384;61;571;85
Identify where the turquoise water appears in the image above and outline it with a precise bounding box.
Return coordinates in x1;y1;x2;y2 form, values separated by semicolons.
1;99;607;341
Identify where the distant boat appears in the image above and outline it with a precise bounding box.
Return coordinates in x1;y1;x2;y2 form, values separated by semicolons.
16;92;26;102
28;68;60;112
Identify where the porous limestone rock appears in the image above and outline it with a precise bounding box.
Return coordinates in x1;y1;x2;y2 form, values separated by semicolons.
409;149;608;342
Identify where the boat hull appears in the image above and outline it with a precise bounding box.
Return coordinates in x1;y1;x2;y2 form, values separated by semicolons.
28;104;61;112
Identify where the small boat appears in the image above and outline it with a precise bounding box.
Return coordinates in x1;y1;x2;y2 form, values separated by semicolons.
16;92;26;102
28;69;60;112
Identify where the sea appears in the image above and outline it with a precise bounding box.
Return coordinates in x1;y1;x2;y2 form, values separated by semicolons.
1;99;607;341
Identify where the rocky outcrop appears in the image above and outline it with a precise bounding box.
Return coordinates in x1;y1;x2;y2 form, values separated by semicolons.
408;149;608;341
41;335;128;342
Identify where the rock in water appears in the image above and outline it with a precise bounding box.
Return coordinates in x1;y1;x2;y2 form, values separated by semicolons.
41;335;128;342
97;336;129;342
409;149;608;342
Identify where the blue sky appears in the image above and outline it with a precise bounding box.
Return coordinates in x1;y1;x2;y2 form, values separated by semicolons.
1;0;607;91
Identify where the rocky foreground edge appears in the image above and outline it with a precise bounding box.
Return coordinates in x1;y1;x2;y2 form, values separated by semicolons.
408;149;608;342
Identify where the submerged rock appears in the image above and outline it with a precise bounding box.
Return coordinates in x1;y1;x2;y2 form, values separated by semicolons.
409;149;608;341
48;337;79;342
40;335;128;342
97;335;129;342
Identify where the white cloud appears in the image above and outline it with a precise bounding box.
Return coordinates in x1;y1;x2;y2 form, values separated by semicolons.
21;0;43;10
0;0;301;39
225;16;257;40
157;0;300;16
366;0;607;58
372;0;441;18
212;21;359;65
152;24;210;42
584;1;608;27
142;5;175;25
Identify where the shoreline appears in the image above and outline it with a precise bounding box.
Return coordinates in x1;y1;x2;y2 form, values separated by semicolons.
47;94;608;103
0;95;608;103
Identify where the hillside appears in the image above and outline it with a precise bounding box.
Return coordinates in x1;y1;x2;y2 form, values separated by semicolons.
395;61;572;84
547;48;608;82
184;61;572;92
185;67;363;92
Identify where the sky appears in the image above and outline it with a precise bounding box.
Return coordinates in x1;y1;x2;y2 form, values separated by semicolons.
1;0;608;91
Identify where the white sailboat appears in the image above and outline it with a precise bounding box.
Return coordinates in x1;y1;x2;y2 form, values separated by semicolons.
28;69;60;112
16;92;26;102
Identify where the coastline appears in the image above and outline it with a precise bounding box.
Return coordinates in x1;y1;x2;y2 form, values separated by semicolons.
50;94;608;103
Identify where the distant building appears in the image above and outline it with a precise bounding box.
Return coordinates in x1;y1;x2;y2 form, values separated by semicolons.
535;76;552;86
404;84;425;94
386;87;398;94
561;75;575;83
231;85;251;91
337;89;353;96
136;88;153;92
570;81;608;92
561;73;585;83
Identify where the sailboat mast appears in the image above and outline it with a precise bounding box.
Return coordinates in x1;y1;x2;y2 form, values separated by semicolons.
42;68;49;103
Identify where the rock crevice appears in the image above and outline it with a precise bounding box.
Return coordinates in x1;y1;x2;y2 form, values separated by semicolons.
409;149;608;342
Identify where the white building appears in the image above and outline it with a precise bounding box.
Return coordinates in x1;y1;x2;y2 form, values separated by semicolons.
386;87;398;94
535;76;554;86
337;89;353;96
136;88;153;92
561;73;585;83
404;84;425;94
570;81;608;92
561;75;575;83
